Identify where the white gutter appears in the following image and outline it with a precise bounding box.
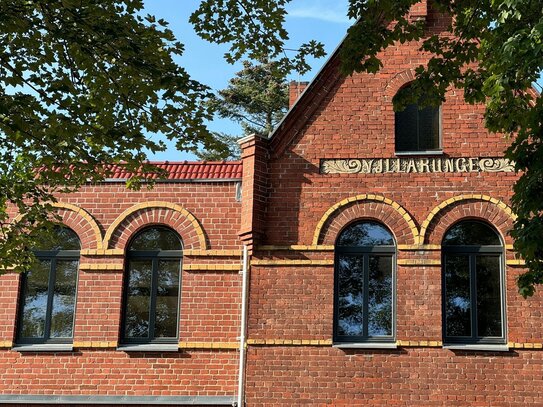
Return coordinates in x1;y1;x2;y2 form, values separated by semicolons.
236;245;249;406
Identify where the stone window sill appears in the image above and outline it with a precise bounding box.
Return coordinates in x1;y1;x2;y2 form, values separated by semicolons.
117;343;179;352
443;343;509;352
333;342;397;349
12;343;73;352
395;150;443;156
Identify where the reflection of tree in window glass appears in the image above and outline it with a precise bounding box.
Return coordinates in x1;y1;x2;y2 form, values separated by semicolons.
125;260;152;339
476;256;502;337
21;260;50;339
444;255;471;337
155;261;180;338
442;220;504;343
123;227;182;343
368;256;392;336
337;222;394;247
443;222;500;246
335;221;395;342
129;227;182;251
395;84;440;153
18;227;80;343
337;256;364;336
50;260;78;338
33;226;81;251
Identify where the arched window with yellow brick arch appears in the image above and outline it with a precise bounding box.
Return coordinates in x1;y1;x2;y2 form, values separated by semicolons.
121;226;183;345
442;220;506;345
334;221;396;344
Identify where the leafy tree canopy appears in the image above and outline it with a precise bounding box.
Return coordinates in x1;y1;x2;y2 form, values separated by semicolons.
192;0;543;296
0;0;315;272
0;0;218;272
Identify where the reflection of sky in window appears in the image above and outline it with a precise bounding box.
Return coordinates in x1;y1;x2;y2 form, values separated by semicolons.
450;296;470;311
339;316;363;336
337;240;393;338
340;293;363;307
50;295;75;338
50;260;77;338
339;291;363;336
338;222;394;246
22;294;47;337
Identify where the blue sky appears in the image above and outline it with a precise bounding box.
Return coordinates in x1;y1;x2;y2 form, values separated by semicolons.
141;2;543;162
142;0;353;161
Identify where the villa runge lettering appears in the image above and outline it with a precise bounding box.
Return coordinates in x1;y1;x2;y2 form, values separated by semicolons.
320;157;514;174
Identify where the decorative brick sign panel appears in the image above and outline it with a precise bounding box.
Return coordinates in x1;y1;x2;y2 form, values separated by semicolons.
320;157;514;174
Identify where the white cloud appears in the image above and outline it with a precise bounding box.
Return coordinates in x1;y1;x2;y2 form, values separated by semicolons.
286;2;353;24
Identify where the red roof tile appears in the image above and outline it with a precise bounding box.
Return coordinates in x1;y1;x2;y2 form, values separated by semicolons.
105;161;242;181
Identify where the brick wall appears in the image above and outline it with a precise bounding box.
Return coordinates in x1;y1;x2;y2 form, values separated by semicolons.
289;81;309;108
246;347;543;406
0;180;242;401
243;4;543;405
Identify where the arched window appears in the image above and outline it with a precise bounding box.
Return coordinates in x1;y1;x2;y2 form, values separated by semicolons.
442;220;505;344
395;85;441;153
17;227;81;344
334;221;396;343
122;226;183;344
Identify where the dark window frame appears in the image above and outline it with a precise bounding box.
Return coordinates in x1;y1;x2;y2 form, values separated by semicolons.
394;92;442;154
442;221;506;345
121;226;183;345
17;246;80;345
333;221;396;344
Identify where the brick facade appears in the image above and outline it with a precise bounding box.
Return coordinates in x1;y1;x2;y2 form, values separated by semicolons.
1;3;542;406
0;179;243;405
242;4;543;406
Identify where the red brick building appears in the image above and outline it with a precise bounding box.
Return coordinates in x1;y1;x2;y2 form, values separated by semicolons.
1;162;245;406
1;2;542;406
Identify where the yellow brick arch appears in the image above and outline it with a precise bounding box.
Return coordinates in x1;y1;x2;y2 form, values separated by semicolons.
103;201;207;250
11;202;103;250
418;194;517;245
312;194;419;245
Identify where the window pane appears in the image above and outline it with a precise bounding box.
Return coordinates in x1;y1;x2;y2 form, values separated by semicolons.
337;222;394;247
368;256;393;336
418;106;440;150
443;221;501;246
125;260;153;338
337;256;364;336
129;227;182;251
20;260;50;339
445;255;471;337
154;260;181;338
476;256;502;337
50;260;78;338
395;104;419;152
34;227;81;251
